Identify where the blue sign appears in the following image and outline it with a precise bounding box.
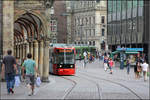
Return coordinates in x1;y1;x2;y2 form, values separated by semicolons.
117;48;143;51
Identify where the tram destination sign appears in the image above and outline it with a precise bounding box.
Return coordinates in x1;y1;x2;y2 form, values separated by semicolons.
59;49;73;52
117;48;143;51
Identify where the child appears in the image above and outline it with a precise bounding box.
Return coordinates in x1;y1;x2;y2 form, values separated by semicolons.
109;58;114;74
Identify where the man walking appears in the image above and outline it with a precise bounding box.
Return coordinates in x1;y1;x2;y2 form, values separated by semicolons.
140;60;149;81
126;58;131;74
22;53;39;96
1;49;18;94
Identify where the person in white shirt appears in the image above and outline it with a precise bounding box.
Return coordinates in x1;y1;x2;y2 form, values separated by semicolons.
140;61;149;81
83;51;87;58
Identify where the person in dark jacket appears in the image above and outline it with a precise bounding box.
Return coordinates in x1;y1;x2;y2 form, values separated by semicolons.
1;50;18;94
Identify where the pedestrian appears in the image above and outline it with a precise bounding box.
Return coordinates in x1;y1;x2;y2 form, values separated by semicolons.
89;54;93;63
1;49;18;94
103;56;109;71
134;61;141;79
99;52;101;61
83;56;87;68
21;58;26;81
16;57;22;81
140;60;149;81
83;51;87;58
108;58;114;74
79;53;82;62
126;58;131;74
22;53;39;96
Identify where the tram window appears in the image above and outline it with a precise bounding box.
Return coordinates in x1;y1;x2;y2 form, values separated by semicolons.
76;49;80;53
53;50;75;65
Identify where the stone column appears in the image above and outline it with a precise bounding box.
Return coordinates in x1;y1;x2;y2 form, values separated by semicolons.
22;43;25;59
39;41;44;78
14;44;16;57
34;41;39;71
19;44;21;58
26;42;29;56
22;43;24;59
15;43;18;57
3;1;14;56
42;40;49;82
23;43;26;59
17;44;20;58
20;43;23;59
30;42;33;58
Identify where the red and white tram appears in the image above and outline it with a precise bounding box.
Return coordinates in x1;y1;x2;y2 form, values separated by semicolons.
49;46;76;75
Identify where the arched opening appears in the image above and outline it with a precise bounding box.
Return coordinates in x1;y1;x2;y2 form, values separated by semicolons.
14;12;43;59
14;12;46;77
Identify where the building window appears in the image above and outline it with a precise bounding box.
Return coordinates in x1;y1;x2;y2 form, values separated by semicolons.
102;29;105;36
93;16;95;24
86;17;88;25
78;18;80;25
82;18;84;25
50;20;57;32
74;19;76;26
89;17;91;24
101;16;105;24
78;30;80;36
93;41;95;46
89;41;91;45
89;29;91;36
101;41;105;50
75;30;77;36
93;29;95;36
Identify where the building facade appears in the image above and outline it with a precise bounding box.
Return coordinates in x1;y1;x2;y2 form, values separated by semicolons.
66;0;107;51
53;1;67;43
107;0;150;63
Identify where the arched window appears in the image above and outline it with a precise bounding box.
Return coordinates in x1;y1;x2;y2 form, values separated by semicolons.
89;41;92;45
93;41;95;46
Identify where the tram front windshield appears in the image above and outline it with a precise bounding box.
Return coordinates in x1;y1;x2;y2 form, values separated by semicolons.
55;49;75;64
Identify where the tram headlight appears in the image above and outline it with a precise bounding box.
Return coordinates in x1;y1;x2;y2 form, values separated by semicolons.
60;65;62;68
70;65;73;68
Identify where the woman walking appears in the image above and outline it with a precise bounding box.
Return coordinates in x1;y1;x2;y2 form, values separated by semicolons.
126;58;131;74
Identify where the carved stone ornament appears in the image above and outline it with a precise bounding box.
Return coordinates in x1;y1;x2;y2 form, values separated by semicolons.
45;0;54;8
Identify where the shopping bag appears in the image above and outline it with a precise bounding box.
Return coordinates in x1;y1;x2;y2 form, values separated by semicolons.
36;77;41;87
15;76;21;87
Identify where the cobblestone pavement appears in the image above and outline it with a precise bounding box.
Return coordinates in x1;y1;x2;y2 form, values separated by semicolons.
76;59;149;99
0;59;149;99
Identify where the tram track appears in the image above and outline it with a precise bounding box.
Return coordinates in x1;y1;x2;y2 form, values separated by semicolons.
60;76;77;99
76;75;102;99
60;75;102;99
78;71;142;100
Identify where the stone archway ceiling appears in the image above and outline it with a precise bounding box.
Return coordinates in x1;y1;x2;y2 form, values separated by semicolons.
14;13;42;42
